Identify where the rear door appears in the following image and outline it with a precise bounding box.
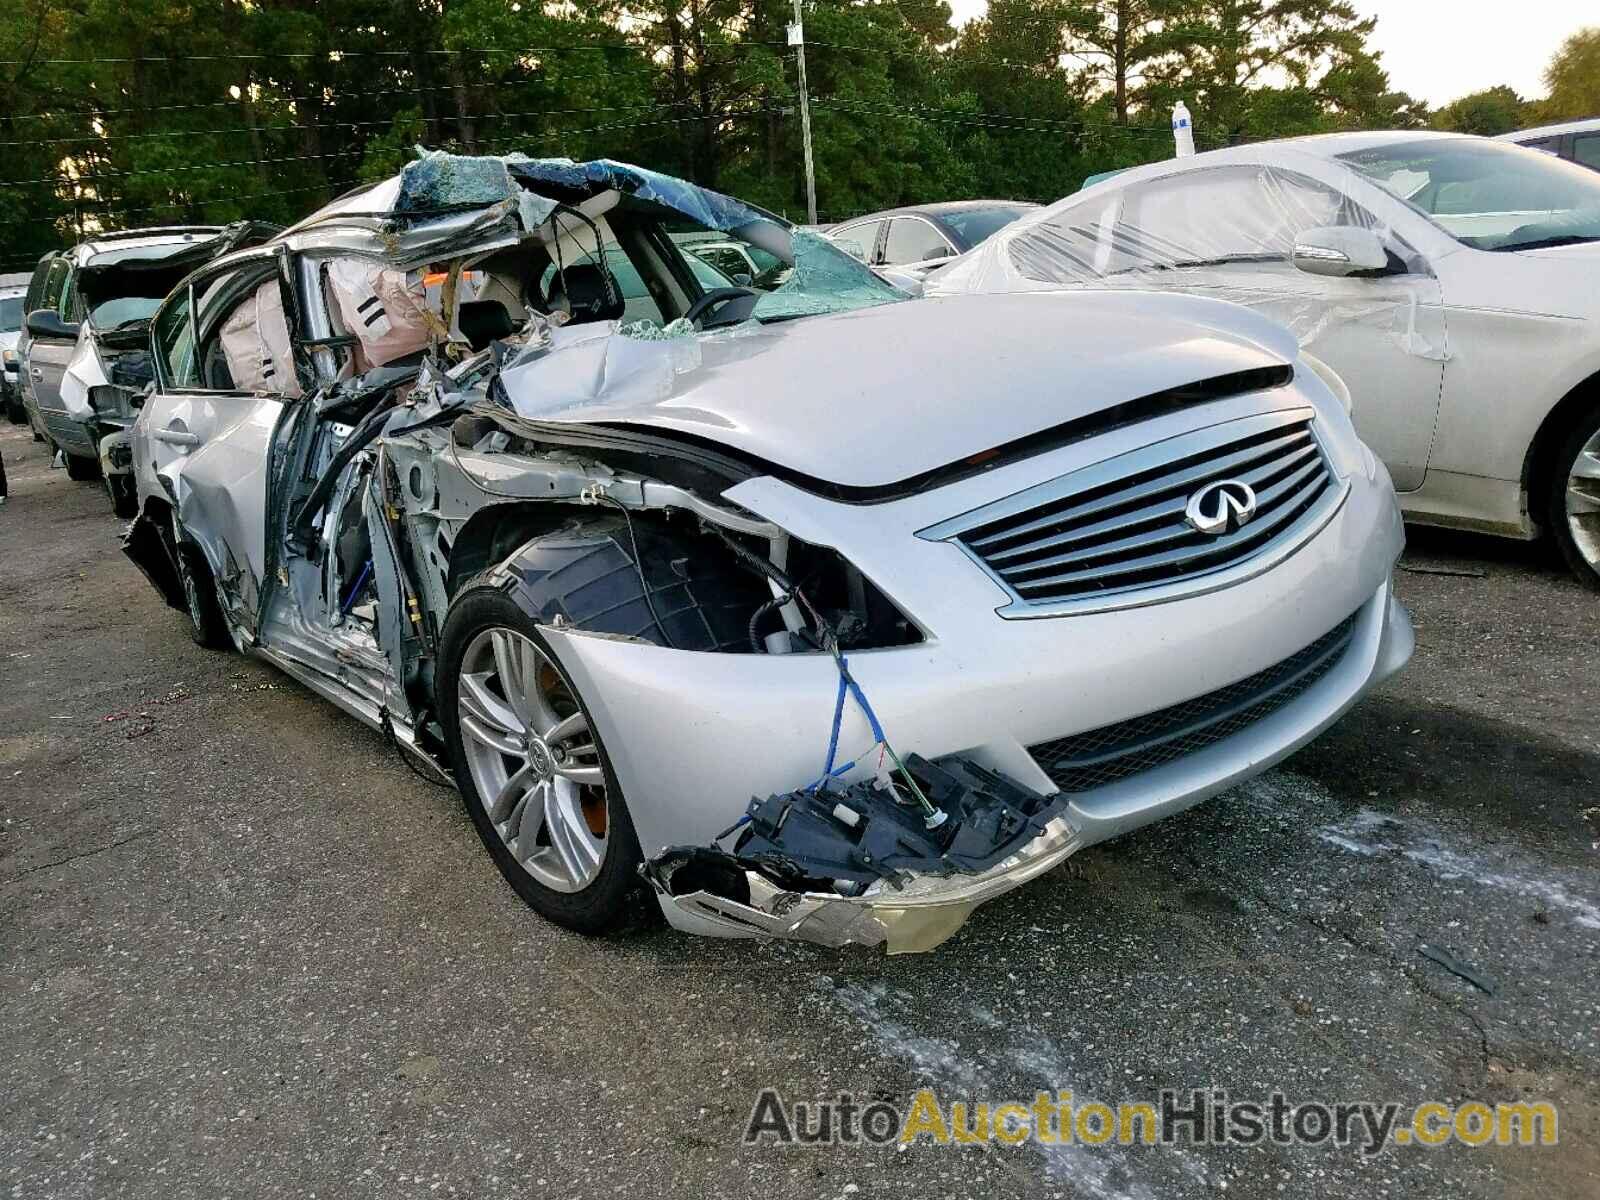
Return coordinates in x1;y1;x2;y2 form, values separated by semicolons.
136;251;301;624
24;257;79;447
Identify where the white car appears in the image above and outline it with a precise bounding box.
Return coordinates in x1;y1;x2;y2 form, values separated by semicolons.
932;132;1600;585
124;154;1410;951
1497;117;1600;173
17;225;275;512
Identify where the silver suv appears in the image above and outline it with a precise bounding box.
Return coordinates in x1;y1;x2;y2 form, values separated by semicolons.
18;225;274;512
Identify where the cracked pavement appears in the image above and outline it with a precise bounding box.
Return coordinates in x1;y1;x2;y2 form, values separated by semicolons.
2;420;1597;1198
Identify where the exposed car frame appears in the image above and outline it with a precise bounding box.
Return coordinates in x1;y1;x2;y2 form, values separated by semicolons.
125;154;1411;952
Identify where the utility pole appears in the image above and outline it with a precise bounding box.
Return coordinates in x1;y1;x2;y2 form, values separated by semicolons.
788;2;817;225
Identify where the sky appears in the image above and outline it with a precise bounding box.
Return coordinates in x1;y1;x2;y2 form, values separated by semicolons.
941;0;1594;106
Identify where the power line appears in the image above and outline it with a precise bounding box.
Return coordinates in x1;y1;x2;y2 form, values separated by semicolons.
3;40;791;66
0;55;751;126
0;99;699;149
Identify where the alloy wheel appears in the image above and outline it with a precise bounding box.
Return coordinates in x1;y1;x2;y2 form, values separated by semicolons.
456;627;609;893
1567;427;1600;574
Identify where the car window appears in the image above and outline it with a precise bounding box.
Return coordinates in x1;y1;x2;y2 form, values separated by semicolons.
831;220;883;263
152;287;200;389
1516;136;1562;155
0;295;22;332
40;258;71;317
24;258;55;314
939;205;1032;247
687;244;753;279
1574;135;1600;171
884;218;954;265
540;246;666;325
1008;165;1373;283
1339;138;1600;250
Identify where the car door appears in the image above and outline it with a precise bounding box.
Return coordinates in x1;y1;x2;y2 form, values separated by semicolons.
1018;164;1446;491
830;218;886;265
23;256;79;447
136;250;301;624
882;216;957;267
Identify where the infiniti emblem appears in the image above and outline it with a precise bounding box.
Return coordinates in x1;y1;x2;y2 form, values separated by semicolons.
527;738;554;779
1185;480;1258;536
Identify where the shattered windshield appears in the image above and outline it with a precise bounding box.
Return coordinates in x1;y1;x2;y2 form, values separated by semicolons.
728;226;903;322
1339;138;1600;251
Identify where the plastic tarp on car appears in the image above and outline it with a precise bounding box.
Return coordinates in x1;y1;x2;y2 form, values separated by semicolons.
931;161;1446;362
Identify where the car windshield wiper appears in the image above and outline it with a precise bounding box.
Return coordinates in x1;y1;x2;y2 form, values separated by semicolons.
1494;234;1600;252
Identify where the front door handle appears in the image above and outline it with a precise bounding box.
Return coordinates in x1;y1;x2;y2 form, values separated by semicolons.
153;428;201;447
30;367;43;380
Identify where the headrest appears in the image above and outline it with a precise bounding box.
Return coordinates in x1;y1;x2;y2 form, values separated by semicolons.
457;300;517;351
547;263;625;324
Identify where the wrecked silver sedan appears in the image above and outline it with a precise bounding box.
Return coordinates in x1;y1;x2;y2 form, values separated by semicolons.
124;155;1412;952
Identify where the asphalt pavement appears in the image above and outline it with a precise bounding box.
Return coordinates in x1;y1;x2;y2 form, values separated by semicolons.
2;419;1596;1199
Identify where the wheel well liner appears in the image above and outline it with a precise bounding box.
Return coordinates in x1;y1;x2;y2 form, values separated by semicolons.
1524;370;1600;534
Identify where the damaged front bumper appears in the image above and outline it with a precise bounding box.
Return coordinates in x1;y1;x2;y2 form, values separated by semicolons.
563;574;1412;954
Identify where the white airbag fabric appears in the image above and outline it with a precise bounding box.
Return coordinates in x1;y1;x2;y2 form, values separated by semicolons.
220;279;301;396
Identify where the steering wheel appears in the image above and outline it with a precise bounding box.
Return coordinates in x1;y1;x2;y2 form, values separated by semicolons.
683;286;758;326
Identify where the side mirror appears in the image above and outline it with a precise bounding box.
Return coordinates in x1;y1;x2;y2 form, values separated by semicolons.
1292;227;1390;278
732;272;753;286
835;238;867;263
922;244;953;260
26;309;81;341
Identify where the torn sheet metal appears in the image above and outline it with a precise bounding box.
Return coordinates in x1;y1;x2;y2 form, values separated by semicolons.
933;162;1447;363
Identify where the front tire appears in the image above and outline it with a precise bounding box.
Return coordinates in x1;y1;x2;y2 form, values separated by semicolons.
106;473;137;518
1547;407;1600;589
64;453;101;482
438;586;645;934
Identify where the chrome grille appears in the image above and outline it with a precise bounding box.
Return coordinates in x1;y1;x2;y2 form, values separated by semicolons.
1030;612;1359;793
919;409;1345;615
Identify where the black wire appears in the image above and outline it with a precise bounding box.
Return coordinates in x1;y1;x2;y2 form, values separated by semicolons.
590;495;678;650
378;707;454;790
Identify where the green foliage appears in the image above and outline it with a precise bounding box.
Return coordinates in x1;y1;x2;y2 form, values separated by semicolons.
1541;26;1600;122
0;1;1587;270
1431;86;1528;137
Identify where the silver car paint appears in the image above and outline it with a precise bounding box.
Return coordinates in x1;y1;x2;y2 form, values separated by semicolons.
498;290;1303;489
127;168;1413;950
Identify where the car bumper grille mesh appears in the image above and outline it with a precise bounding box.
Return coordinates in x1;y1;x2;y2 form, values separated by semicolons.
1029;611;1359;794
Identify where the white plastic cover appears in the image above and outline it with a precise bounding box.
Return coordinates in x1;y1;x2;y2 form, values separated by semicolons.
324;258;439;370
931;162;1446;363
219;279;301;397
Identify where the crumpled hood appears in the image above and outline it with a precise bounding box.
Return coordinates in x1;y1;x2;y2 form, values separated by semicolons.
498;290;1300;490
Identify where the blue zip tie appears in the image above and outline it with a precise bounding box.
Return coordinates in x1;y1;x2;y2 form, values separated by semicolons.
341;560;373;614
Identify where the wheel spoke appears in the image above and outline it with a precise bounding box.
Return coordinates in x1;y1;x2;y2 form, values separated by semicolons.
460;672;522;740
1571;449;1600;483
541;709;588;745
488;761;536;823
544;784;602;884
516;780;549;857
553;759;605;787
1567;480;1600;515
490;630;535;725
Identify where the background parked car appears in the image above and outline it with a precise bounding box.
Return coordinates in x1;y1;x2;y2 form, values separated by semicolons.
933;132;1600;587
0;274;27;424
18;224;274;512
828;200;1038;272
1497;116;1600;172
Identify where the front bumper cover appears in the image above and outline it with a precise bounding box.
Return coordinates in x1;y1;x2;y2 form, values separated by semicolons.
638;582;1411;952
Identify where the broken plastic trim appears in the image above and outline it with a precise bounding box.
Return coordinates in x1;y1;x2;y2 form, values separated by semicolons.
643;754;1077;952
